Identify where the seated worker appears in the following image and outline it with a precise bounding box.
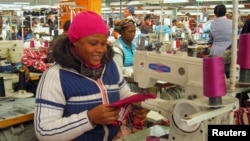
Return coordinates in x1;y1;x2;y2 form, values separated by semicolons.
112;6;141;40
140;15;153;34
171;19;178;38
32;18;42;32
45;12;58;36
123;6;136;21
16;21;33;42
113;18;137;77
210;4;232;56
34;11;149;141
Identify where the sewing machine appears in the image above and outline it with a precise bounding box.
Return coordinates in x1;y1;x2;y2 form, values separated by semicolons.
0;40;24;73
133;50;239;141
0;40;34;98
0;40;23;95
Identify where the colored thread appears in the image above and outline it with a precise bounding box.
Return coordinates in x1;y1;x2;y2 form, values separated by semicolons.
203;57;226;98
44;40;49;48
18;70;26;90
238;34;250;69
30;40;35;48
0;77;6;97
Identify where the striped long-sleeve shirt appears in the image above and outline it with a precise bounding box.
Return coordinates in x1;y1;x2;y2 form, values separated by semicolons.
34;60;133;141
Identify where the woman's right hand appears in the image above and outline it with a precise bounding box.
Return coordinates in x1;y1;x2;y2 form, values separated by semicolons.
87;104;120;125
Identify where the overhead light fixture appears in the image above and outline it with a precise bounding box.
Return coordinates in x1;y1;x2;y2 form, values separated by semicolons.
13;2;30;5
110;2;126;6
135;10;151;14
196;0;246;1
127;1;142;5
101;7;110;11
163;0;189;3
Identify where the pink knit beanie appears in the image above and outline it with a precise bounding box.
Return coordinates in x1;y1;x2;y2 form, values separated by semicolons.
68;11;108;43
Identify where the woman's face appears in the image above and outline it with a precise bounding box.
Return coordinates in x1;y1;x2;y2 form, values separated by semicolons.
123;9;130;18
73;34;107;66
145;19;150;25
120;25;136;42
23;28;29;36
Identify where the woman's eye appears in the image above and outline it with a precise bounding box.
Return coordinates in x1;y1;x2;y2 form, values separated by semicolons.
89;42;98;46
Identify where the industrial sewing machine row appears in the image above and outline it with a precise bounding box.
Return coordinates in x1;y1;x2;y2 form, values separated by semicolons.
0;40;33;98
133;50;239;141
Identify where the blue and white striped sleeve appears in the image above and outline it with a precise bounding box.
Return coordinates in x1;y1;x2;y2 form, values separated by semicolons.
34;65;95;141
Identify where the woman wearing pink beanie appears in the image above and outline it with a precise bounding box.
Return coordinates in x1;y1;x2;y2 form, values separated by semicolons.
34;11;149;141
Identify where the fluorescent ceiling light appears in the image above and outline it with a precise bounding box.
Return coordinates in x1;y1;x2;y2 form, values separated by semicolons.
240;9;250;12
148;0;189;3
196;0;246;1
225;4;244;8
127;1;142;5
135;10;151;14
163;0;189;3
101;7;110;11
208;4;244;8
110;2;126;6
153;10;172;15
13;2;30;5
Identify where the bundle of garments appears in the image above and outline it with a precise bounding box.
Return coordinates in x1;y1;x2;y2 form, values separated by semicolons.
21;48;51;72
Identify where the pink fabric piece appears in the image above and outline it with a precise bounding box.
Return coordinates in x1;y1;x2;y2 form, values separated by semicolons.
108;94;156;107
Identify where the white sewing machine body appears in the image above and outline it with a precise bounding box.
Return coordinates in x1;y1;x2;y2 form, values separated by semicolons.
133;50;239;141
0;40;24;73
134;50;203;99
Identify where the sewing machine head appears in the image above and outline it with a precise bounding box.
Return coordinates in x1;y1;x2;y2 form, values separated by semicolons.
0;40;24;72
135;50;239;141
133;50;204;99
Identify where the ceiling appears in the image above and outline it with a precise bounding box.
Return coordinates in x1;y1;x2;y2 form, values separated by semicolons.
103;0;249;7
0;0;249;15
102;0;250;16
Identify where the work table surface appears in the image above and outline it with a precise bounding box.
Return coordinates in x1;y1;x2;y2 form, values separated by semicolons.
0;97;35;129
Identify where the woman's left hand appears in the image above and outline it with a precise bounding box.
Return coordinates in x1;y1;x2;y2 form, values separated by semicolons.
131;103;150;131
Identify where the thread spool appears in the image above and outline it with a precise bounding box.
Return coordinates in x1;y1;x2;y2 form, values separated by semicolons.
172;40;176;49
203;56;226;106
238;34;250;83
30;40;35;48
0;77;6;97
176;39;181;48
238;34;250;69
44;40;49;48
12;69;34;98
18;70;26;91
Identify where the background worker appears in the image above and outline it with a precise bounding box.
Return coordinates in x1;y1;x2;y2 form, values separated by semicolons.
210;4;232;56
113;18;137;78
